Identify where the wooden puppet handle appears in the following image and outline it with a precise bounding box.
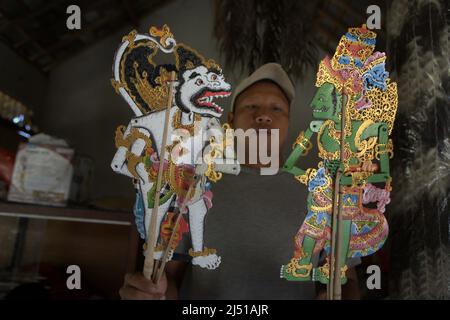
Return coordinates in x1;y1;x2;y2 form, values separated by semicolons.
328;88;346;300
328;170;338;300
143;71;177;281
328;170;344;300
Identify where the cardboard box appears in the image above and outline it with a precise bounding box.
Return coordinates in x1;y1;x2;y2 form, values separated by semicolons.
8;135;74;207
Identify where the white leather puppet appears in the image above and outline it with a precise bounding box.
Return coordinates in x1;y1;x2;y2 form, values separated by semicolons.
111;25;239;270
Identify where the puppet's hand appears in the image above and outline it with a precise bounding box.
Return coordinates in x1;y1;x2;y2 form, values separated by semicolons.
361;160;378;172
214;162;240;175
195;163;208;175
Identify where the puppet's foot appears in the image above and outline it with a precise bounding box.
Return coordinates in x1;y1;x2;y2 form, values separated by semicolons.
192;254;221;270
312;263;348;285
143;243;174;262
190;247;221;270
158;248;174;261
312;263;329;284
340;265;348;284
145;248;173;262
280;258;312;281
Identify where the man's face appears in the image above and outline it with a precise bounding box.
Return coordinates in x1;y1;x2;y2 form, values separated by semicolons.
228;81;290;159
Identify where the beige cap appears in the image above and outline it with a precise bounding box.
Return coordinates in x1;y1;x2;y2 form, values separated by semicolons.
230;63;295;112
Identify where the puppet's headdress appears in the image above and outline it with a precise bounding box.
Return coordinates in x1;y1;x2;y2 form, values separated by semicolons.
316;25;378;92
110;25;221;115
331;25;377;70
315;25;398;134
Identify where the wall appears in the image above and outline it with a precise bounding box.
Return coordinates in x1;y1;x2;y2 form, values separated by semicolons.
0;42;48;119
39;0;321;200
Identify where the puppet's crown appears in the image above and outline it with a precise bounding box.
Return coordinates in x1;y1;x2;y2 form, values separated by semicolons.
331;24;377;71
315;25;398;134
316;25;378;92
110;25;223;115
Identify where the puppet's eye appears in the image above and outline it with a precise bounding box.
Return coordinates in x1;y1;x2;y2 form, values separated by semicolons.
211;74;217;81
195;78;204;86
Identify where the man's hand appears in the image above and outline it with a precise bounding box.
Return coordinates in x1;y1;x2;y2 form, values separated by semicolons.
119;272;167;300
316;289;328;300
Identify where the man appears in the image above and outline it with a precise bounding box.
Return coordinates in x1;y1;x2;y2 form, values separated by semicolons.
119;63;360;300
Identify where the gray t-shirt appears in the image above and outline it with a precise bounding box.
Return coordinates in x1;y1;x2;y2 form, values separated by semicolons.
177;166;317;299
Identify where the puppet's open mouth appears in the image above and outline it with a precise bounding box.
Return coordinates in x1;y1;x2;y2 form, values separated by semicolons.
313;105;328;113
195;90;231;113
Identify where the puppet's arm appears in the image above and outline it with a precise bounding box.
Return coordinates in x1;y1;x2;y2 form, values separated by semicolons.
339;122;392;186
111;122;153;184
198;119;240;177
283;122;319;176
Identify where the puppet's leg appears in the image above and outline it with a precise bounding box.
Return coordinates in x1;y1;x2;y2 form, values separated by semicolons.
318;207;390;286
187;198;221;270
142;181;175;262
313;219;351;285
313;198;390;285
281;173;339;282
348;207;389;258
280;207;329;281
314;190;361;285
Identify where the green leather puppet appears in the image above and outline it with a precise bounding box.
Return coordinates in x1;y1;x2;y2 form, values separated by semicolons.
280;25;398;286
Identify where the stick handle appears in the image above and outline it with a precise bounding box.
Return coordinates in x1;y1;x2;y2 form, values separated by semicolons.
153;211;182;283
328;172;340;299
153;175;201;283
143;71;177;281
329;88;347;300
333;181;344;300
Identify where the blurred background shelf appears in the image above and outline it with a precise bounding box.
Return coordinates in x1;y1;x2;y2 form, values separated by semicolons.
0;200;140;300
0;200;133;225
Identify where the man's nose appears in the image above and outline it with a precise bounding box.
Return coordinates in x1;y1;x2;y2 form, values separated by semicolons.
255;114;272;124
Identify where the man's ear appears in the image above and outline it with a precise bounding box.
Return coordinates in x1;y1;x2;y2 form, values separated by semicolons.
227;112;234;128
